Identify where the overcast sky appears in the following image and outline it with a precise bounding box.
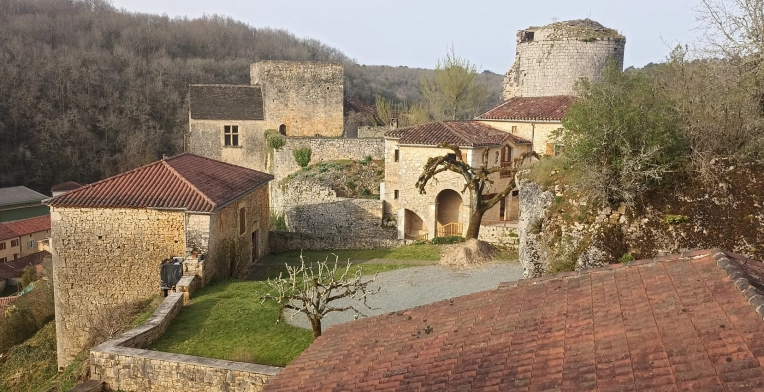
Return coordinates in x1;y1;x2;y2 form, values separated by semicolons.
110;0;701;74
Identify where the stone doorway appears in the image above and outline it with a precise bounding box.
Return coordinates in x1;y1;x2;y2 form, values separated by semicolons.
436;189;463;237
404;209;428;240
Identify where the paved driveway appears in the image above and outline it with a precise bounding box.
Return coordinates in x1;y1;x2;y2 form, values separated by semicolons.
287;262;524;330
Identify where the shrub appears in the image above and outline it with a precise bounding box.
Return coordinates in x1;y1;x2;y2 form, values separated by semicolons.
431;236;465;245
619;253;634;264
345;181;357;190
265;130;286;150
664;214;689;225
293;147;312;167
270;213;287;231
359;188;371;196
360;155;372;166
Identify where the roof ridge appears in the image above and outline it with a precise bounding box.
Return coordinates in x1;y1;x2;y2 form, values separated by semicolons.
441;121;471;145
162;158;218;210
47;159;166;204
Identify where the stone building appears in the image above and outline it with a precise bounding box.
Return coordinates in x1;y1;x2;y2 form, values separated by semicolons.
187;61;344;173
45;153;273;368
503;19;625;100
384;121;531;240
2;215;51;258
476;95;574;156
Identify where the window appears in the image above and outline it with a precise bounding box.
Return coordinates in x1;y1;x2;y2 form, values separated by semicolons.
279;124;287;135
10;239;18;247
546;143;565;157
239;207;246;235
224;125;239;146
0;257;5;263
394;149;399;162
0;242;5;250
511;126;517;134
394;190;399;200
28;240;35;249
500;145;513;178
13;254;17;260
523;31;535;42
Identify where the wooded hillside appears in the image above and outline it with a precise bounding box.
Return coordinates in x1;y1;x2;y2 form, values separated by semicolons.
0;0;504;193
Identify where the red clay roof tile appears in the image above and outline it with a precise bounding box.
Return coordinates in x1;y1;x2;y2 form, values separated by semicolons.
385;121;530;147
477;95;575;121
3;216;50;237
0;225;18;242
264;250;764;391
0;251;49;280
45;154;272;212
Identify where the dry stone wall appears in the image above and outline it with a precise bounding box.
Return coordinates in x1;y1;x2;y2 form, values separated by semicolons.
271;179;402;251
51;207;186;368
272;137;384;181
251;61;343;137
90;277;280;392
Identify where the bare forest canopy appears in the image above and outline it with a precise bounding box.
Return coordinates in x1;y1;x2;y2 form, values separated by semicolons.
0;0;503;193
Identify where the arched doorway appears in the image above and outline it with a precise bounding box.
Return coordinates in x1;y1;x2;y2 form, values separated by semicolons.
279;124;287;135
436;189;463;237
404;209;428;240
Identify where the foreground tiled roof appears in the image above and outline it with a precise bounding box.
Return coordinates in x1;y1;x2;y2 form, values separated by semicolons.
0;251;49;281
189;84;264;120
0;186;47;208
264;250;764;391
3;216;50;237
50;181;83;192
476;96;575;121
386;121;530;147
46;154;273;213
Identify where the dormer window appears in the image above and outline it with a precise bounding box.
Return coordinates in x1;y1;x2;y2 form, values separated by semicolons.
224;125;239;147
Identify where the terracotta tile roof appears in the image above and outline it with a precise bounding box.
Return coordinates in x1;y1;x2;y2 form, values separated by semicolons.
45;154;273;213
264;249;764;392
0;186;47;208
50;181;83;192
0;225;18;242
3;216;50;237
476;95;575;121
189;84;264;120
0;251;49;281
386;121;530;147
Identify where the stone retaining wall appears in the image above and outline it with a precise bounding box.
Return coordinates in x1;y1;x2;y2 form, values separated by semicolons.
478;225;520;248
90;276;280;391
273;137;384;181
270;231;409;252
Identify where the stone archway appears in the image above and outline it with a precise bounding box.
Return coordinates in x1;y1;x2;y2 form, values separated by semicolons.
436;189;463;237
404;209;428;240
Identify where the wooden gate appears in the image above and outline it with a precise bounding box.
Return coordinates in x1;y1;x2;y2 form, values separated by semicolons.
437;222;463;237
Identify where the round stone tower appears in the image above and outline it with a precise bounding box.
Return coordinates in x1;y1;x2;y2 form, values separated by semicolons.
502;19;625;100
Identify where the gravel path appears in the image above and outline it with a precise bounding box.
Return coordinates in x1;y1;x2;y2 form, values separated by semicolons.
287;262;524;330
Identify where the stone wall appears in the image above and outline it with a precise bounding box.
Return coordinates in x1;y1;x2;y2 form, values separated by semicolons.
272;137;384;181
516;177;555;278
251;61;343;137
478;225;519;248
270;231;408;252
357;126;389;138
90;276;280;391
51;207;186;368
503;21;625;99
271;179;399;250
208;185;270;279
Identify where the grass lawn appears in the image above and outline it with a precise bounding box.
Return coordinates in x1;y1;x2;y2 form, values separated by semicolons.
268;243;443;263
149;262;414;367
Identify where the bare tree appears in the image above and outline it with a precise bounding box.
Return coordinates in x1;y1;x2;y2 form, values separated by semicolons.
260;256;379;338
421;47;489;121
696;0;764;74
416;143;537;239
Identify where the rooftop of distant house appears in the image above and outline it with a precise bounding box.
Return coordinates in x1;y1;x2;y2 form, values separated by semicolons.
189;84;264;121
3;215;50;237
0;186;48;209
476;95;575;122
385;121;530;148
50;181;84;193
0;251;49;281
264;249;764;391
45;153;273;213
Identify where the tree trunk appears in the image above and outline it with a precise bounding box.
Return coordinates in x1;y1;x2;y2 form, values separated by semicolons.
310;317;322;338
465;209;485;239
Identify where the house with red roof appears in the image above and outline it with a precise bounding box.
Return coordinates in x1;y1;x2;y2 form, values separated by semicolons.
384;121;532;240
45;153;273;368
264;249;764;391
3;215;51;258
476;95;574;157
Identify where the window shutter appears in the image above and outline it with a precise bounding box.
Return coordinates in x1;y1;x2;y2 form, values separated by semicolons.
546;143;553;156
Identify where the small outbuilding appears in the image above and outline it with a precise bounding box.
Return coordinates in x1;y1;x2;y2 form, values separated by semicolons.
45;153;273;368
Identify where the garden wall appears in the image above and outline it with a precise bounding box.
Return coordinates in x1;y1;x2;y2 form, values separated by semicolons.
271;179;403;251
89;276;281;392
478;225;520;248
272;137;384;181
